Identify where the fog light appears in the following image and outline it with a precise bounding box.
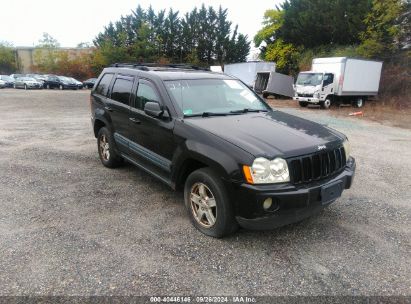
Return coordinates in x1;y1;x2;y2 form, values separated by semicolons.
263;198;273;210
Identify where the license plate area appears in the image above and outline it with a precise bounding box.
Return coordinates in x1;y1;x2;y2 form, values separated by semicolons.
321;181;343;205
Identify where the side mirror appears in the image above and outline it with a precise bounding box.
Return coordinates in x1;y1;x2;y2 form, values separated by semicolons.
144;102;164;118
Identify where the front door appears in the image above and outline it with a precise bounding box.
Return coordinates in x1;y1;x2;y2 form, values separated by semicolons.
128;79;176;180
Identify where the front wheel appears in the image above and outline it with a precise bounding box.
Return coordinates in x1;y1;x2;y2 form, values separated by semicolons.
320;99;331;109
299;101;308;107
97;127;123;168
184;168;238;238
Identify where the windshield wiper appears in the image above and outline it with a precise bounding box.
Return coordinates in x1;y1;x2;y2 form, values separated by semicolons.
229;108;268;114
184;112;229;118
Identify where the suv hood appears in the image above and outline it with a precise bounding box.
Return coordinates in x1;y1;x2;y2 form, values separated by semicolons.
185;111;344;158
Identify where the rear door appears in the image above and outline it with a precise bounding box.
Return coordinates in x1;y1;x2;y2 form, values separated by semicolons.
106;75;135;149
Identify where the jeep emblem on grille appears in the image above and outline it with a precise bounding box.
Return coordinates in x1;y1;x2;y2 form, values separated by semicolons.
317;145;327;150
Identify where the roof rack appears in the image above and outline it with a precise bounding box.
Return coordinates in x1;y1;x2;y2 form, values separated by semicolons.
109;63;210;71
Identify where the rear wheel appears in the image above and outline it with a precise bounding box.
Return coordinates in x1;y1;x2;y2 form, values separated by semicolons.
299;101;308;107
97;127;123;168
184;168;238;238
353;98;364;108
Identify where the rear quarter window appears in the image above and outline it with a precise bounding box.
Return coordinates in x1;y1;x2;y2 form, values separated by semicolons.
95;73;114;96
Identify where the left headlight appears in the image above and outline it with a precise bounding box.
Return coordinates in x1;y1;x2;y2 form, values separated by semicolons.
243;157;290;184
343;139;351;159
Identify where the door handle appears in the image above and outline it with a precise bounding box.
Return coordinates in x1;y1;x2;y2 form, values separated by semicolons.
104;106;114;112
129;117;141;124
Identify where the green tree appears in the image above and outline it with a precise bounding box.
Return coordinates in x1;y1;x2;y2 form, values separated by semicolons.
0;42;18;73
265;39;301;74
93;5;250;66
280;0;370;48
33;33;61;73
254;9;284;58
358;0;404;58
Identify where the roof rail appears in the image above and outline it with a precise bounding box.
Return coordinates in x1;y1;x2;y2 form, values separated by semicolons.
109;63;210;71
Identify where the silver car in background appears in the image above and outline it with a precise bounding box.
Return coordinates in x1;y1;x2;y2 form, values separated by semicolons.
14;77;43;90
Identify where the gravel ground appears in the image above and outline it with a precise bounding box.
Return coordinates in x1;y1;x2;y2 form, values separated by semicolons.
0;89;410;296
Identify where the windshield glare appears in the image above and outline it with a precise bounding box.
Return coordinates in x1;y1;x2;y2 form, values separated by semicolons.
165;79;270;116
296;73;323;86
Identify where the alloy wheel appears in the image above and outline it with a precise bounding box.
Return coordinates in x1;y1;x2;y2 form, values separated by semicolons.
190;183;217;228
99;134;110;161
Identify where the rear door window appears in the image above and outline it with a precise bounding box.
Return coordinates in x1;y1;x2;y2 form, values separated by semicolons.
110;76;134;105
95;73;114;96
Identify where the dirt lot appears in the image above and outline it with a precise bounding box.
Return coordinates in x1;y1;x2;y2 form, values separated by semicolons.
0;89;410;296
267;98;410;130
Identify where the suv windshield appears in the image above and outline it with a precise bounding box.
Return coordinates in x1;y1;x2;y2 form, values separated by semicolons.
165;79;270;116
296;73;323;86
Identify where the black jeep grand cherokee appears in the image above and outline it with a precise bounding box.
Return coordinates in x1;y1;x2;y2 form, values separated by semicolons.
90;63;355;237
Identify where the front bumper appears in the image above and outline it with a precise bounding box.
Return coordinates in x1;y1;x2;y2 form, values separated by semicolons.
27;83;43;89
234;157;356;230
293;96;320;103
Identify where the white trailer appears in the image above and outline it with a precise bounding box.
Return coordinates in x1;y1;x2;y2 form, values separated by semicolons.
254;71;294;98
223;61;275;88
294;57;383;108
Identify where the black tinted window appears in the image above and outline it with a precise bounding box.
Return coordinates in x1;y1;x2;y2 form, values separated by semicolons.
323;73;334;86
111;77;133;105
135;82;160;110
95;73;114;96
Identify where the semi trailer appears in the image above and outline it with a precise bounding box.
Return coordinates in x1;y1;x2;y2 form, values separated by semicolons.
294;57;383;108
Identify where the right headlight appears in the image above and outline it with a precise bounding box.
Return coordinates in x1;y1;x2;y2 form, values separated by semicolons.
243;157;290;184
343;139;351;159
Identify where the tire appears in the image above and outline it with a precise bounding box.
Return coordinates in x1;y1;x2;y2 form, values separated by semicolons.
299;101;308;107
97;127;123;168
47;84;50;89
320;99;331;109
184;168;238;238
24;84;27;90
353;98;365;108
59;85;63;90
262;92;269;99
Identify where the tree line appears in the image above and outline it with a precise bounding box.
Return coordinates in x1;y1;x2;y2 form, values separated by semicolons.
254;0;410;75
93;4;250;67
0;4;251;77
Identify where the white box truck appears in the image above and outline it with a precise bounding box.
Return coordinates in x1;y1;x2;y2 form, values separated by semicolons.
294;57;383;108
224;61;275;88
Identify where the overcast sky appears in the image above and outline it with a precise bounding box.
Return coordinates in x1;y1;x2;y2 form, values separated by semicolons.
1;0;283;49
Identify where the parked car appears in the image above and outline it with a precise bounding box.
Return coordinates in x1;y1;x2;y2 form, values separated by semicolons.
0;75;15;88
26;74;46;88
10;74;24;80
13;77;43;89
83;78;97;89
69;77;84;89
44;75;77;90
90;63;356;238
0;80;6;88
